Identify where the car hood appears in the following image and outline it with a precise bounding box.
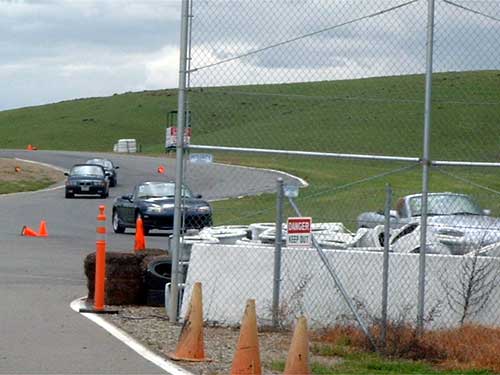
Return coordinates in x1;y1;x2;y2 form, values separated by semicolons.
425;214;500;247
140;197;210;207
426;214;500;230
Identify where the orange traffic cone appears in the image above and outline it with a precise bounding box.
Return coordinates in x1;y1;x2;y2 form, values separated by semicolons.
38;220;48;237
167;282;210;362
283;317;310;375
26;144;33;151
134;216;146;251
157;165;165;174
21;226;39;237
231;299;262;375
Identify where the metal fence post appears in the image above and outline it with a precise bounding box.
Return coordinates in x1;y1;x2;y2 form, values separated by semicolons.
381;184;392;349
272;178;284;328
169;0;190;322
418;0;436;333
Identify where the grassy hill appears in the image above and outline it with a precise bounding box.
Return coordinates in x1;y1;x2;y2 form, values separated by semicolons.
1;71;499;225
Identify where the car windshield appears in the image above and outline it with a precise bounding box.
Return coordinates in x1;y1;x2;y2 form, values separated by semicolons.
136;183;192;199
87;159;113;169
71;165;104;177
409;194;482;217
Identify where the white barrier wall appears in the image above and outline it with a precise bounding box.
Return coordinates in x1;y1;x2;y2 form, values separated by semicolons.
181;244;500;328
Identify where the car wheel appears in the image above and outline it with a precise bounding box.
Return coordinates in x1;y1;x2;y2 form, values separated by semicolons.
110;178;117;187
65;191;74;199
112;210;126;233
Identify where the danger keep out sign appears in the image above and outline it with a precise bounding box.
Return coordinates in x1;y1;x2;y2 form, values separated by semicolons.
286;217;312;247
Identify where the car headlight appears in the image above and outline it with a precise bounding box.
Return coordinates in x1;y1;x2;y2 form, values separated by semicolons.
145;204;162;213
196;206;211;213
162;203;175;210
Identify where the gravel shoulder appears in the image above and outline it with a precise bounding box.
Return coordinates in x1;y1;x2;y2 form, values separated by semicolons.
105;305;342;374
106;305;293;374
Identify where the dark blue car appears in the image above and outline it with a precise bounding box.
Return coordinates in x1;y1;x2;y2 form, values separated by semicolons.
64;164;110;198
112;181;212;234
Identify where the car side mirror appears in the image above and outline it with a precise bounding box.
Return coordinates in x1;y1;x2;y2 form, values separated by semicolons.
389;210;399;218
122;194;133;201
195;194;202;199
483;209;491;216
64;172;69;176
114;166;119;169
105;172;111;176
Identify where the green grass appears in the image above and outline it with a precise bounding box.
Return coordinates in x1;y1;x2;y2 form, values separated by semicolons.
270;350;495;375
1;71;499;223
0;179;56;194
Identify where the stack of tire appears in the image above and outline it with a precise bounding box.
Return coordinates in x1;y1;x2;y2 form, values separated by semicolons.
142;256;188;306
84;249;170;305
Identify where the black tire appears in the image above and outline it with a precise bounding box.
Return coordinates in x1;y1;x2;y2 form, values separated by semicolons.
101;190;109;198
110;178;117;187
145;289;165;306
145;258;172;290
112;210;126;233
65;191;74;199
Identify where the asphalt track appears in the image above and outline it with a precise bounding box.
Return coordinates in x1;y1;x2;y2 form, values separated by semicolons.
0;150;303;374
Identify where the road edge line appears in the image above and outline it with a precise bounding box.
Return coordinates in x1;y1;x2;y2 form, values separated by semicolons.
70;297;194;375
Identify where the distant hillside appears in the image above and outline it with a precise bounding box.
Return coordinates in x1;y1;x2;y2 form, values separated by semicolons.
1;71;498;162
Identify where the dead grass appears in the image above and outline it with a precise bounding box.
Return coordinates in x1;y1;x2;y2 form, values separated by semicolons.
312;323;500;373
0;158;64;194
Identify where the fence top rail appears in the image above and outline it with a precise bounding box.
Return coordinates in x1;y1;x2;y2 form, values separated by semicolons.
188;145;500;168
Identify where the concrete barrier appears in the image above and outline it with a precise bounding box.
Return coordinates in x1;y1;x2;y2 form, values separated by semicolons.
181;244;500;328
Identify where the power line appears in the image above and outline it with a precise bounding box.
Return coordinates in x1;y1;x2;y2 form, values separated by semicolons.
442;0;500;23
190;0;421;73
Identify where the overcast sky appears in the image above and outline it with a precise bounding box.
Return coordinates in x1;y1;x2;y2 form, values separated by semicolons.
1;0;182;111
1;0;499;111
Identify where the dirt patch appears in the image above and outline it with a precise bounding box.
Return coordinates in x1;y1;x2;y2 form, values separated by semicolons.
0;158;64;193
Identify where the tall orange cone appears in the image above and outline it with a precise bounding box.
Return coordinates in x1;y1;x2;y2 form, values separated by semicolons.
167;282;210;362
134;216;146;251
283;317;310;375
38;220;48;237
231;299;262;375
21;226;39;237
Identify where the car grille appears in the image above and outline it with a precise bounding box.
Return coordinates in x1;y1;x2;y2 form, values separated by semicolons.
79;182;92;186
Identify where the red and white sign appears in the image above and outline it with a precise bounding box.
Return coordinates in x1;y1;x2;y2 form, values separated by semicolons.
286;217;312;247
165;127;192;149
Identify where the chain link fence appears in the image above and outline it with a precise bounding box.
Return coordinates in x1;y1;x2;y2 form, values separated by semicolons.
169;0;500;343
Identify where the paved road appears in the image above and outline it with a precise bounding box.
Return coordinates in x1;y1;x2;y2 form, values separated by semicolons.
0;150;302;374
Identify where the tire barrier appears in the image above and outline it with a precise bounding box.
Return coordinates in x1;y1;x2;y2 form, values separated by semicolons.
199;225;249;245
84;249;169;306
179;235;219;261
144;257;189;306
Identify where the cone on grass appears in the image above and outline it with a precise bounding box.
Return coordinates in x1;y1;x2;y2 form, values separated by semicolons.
231;299;262;375
21;226;38;237
38;220;48;237
26;144;33;151
167;282;210;362
134;216;146;251
283;317;310;375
